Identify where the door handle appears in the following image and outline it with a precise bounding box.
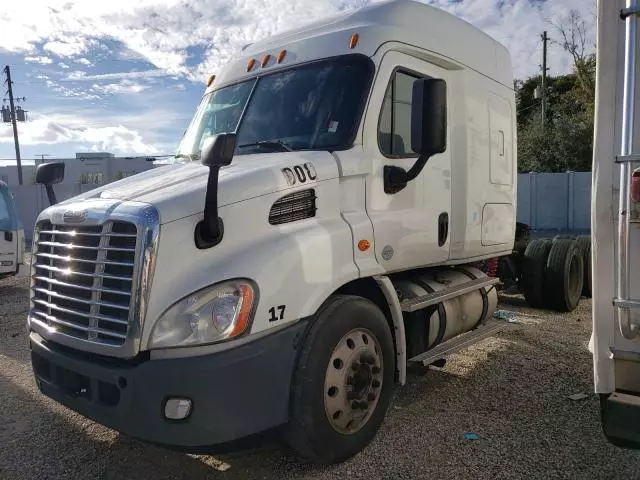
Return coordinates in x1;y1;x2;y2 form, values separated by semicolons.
3;231;12;242
438;212;448;247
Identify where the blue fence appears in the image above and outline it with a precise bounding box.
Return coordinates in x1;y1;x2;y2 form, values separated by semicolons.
517;172;591;232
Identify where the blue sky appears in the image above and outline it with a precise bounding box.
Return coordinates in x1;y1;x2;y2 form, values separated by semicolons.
0;0;595;162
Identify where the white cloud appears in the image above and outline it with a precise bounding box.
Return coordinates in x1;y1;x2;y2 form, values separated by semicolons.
44;79;101;100
43;37;97;58
91;81;149;94
1;0;596;82
0;114;159;155
75;57;93;66
24;56;53;65
58;62;70;69
67;70;86;79
65;69;167;81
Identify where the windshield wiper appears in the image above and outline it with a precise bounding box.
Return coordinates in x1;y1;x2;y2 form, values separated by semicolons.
237;140;294;152
174;153;199;161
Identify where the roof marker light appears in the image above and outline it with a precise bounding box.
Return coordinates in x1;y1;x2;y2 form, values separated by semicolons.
349;33;359;49
206;75;216;87
247;58;256;72
277;50;287;64
261;54;272;68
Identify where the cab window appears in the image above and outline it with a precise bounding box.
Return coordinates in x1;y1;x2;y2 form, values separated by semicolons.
0;189;11;232
378;70;421;158
0;191;9;223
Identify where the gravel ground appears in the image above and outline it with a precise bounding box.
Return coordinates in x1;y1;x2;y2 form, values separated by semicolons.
2;266;640;480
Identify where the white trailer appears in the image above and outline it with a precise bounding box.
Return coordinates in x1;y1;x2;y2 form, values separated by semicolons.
26;0;586;464
592;0;640;448
0;180;25;278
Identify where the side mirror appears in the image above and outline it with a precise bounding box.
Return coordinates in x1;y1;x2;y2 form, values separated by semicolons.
384;78;447;194
411;78;447;156
201;133;237;167
35;162;65;185
195;133;237;249
35;162;65;206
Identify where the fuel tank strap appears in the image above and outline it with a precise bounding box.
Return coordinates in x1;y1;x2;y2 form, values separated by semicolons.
413;278;447;349
457;267;490;327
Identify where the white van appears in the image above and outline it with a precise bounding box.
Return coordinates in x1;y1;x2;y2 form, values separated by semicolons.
0;180;24;278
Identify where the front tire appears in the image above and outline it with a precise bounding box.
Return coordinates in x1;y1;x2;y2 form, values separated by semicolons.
285;295;395;464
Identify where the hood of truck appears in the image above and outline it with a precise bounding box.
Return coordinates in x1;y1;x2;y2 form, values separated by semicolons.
57;151;339;224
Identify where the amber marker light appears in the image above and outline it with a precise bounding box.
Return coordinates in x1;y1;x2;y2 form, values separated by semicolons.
349;33;360;49
358;239;371;252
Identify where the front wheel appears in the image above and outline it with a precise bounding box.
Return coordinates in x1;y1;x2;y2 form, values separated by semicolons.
285;295;395;464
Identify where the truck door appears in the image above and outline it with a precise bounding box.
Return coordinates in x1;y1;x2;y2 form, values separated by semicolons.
0;186;18;275
363;50;452;272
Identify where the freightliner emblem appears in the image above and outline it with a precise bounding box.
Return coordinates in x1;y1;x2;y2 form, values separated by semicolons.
62;210;88;223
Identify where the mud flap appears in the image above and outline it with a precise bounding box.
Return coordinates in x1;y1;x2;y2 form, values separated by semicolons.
601;392;640;449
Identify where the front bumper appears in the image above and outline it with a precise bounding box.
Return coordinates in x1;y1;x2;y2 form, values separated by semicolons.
29;320;308;450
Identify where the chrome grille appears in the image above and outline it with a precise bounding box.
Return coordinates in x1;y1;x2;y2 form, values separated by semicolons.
31;220;138;346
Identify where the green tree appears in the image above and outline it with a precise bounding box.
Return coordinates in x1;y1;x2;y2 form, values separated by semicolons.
516;10;595;173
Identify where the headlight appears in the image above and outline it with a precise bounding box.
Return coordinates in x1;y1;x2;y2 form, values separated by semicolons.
149;279;256;349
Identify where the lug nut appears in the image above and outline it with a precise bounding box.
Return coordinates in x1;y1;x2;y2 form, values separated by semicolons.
372;379;381;388
362;354;375;365
346;376;355;385
347;391;357;400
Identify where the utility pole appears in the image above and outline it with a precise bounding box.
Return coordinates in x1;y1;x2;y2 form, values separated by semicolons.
3;66;23;185
541;31;548;128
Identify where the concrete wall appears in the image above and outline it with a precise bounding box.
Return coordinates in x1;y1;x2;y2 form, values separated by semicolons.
0;154;156;187
517;172;592;232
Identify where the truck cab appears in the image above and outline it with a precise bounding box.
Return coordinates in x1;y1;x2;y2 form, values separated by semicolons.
27;0;516;464
0;180;24;278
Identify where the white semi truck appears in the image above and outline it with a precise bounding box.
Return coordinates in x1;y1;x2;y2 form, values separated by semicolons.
592;0;640;448
27;0;587;464
0;180;25;278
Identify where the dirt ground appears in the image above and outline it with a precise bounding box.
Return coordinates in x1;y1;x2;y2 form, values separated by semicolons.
1;270;640;480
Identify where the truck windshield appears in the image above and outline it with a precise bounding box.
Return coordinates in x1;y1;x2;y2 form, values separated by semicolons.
175;54;373;158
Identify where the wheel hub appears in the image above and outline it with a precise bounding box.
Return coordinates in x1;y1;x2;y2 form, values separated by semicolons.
324;328;383;434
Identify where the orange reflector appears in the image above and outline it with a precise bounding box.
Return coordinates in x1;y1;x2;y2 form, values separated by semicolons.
349;33;359;49
277;50;287;63
229;283;255;338
247;58;256;71
261;54;271;67
206;74;216;87
358;239;370;252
